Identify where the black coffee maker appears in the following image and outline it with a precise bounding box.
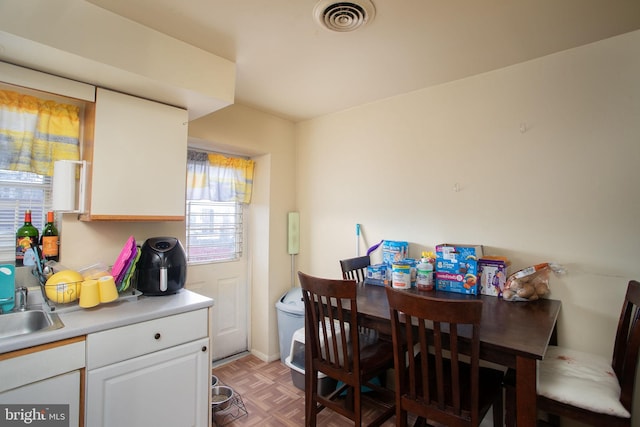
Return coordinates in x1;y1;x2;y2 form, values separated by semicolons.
134;237;187;295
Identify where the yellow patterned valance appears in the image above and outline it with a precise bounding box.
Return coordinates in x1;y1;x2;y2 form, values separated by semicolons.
186;150;255;204
0;90;81;176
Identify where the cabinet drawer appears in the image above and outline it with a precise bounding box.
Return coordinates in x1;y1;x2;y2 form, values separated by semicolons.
87;309;208;369
0;338;85;393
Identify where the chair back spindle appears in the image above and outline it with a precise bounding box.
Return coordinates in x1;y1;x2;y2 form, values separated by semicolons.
612;280;640;414
298;271;395;426
386;287;503;427
340;255;370;283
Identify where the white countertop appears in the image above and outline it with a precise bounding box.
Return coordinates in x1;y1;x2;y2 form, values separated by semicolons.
0;289;214;354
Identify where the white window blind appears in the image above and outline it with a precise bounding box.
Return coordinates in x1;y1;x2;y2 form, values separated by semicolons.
186;200;243;264
0;170;52;263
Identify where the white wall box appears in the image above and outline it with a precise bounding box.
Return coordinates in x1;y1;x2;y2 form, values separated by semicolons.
81;87;188;221
0;337;86;427
85;309;210;427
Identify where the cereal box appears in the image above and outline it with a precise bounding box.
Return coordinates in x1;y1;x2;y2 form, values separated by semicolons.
478;257;509;297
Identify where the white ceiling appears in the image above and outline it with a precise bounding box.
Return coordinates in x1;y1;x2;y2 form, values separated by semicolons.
87;0;640;122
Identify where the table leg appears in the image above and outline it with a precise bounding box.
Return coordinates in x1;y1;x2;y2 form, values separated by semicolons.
516;356;537;427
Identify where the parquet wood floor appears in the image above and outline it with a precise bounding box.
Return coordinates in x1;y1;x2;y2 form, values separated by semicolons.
211;353;398;427
211;354;498;427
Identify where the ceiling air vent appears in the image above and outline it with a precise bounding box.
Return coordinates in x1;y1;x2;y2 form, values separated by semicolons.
313;0;376;32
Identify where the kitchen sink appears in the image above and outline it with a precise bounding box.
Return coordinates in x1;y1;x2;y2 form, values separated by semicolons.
0;309;64;340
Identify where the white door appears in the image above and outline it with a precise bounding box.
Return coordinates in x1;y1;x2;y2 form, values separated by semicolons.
187;260;248;361
186;205;249;362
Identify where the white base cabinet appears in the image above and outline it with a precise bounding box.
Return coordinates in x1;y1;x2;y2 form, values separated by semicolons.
86;309;211;427
86;337;209;427
0;338;85;427
0;370;81;427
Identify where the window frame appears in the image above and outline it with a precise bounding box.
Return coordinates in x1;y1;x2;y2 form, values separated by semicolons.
0;170;54;263
185;199;244;265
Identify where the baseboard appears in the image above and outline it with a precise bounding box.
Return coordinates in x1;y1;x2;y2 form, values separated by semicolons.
212;351;251;368
249;348;277;362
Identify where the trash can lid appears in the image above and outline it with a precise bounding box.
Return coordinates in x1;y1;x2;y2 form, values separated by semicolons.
275;287;304;314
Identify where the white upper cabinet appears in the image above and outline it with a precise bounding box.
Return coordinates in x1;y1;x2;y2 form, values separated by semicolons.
81;88;188;221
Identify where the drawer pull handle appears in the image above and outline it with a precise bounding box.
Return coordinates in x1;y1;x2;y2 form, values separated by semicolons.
154;333;161;340
201;346;207;352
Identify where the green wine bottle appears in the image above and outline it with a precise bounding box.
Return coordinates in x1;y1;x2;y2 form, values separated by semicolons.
16;209;39;267
41;211;59;262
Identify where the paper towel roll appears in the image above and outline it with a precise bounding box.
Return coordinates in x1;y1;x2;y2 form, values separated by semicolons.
52;160;77;211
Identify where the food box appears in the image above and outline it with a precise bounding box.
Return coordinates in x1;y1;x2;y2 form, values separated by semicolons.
381;240;409;265
478;257;509;297
435;243;483;295
435;271;479;295
364;263;388;286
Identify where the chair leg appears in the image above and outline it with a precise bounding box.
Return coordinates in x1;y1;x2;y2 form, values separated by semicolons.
306;369;318;427
396;393;407;427
504;382;516;427
346;385;355;411
493;395;503;427
412;416;427;427
354;384;362;427
546;414;561;426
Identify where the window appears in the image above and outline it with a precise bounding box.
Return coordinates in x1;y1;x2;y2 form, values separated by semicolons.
186;200;243;264
0;82;83;263
185;150;254;265
0;170;52;262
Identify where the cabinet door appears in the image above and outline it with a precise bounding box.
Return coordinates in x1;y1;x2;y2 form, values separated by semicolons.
86;337;209;427
0;371;81;427
83;87;188;221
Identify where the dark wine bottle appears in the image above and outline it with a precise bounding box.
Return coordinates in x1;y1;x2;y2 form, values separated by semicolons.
16;210;39;267
41;211;60;262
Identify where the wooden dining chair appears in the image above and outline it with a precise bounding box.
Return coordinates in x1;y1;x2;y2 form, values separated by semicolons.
385;286;504;427
340;255;371;282
298;271;395;427
339;255;379;344
506;279;640;427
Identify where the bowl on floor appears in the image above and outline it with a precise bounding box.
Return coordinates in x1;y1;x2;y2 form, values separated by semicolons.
211;385;234;410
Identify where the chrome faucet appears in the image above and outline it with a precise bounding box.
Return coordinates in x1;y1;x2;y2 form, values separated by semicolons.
15;286;28;311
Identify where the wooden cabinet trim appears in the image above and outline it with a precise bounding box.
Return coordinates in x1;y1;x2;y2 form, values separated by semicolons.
0;335;86;362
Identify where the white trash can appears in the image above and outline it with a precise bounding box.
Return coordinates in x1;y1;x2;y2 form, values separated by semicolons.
275;287;305;364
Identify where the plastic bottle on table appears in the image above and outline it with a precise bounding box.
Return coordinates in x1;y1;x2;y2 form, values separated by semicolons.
416;255;434;291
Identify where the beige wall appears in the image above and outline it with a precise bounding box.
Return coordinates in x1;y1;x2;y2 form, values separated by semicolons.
57;103;297;363
3;0;640;417
188;104;297;361
295;29;640;423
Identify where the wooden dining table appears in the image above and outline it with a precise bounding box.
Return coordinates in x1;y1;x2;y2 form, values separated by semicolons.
353;283;561;427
